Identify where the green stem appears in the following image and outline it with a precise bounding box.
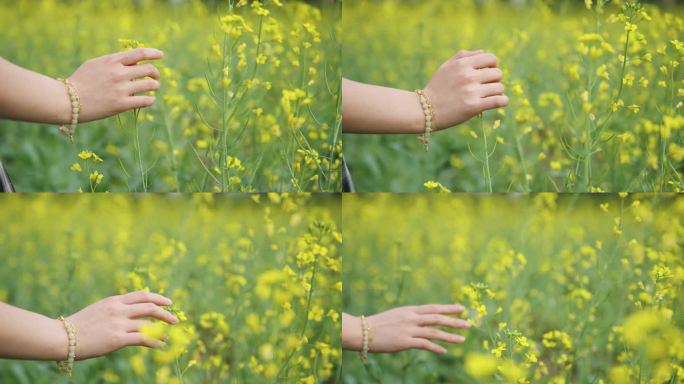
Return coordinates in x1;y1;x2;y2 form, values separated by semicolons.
134;109;147;192
481;115;493;192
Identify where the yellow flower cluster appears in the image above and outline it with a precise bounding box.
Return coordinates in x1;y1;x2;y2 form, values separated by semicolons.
343;193;684;383
344;0;683;192
0;0;341;192
0;193;341;383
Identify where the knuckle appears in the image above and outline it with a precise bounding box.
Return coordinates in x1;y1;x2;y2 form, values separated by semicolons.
463;97;478;111
111;333;125;348
417;339;430;349
113;98;128;111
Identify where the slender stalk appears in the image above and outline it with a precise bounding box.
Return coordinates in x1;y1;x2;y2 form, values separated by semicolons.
481;115;493;192
133;109;147;192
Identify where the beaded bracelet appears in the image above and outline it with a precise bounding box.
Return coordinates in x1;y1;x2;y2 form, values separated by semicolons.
57;78;81;144
56;315;77;377
360;315;372;364
416;89;436;152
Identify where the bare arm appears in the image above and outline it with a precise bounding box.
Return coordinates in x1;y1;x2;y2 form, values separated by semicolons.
342;79;425;134
0;58;73;125
0;301;70;360
342;50;509;134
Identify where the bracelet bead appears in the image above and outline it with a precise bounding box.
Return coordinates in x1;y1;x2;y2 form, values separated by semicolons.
416;89;436;152
56;315;77;377
359;315;372;364
57;78;81;144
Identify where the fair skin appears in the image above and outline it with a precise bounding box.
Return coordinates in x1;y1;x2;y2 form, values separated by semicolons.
0;291;179;361
342;50;508;134
0;48;163;126
342;304;470;355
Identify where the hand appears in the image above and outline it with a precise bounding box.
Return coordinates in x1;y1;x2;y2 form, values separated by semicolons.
343;304;470;354
67;48;164;123
58;291;179;360
424;50;509;130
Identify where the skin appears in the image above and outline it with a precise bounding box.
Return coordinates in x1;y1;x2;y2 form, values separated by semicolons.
342;304;470;355
342;50;509;134
0;291;179;361
0;48;164;125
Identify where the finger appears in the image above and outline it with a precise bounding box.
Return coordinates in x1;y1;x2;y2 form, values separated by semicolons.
126;63;160;80
414;304;466;315
120;291;172;306
452;49;484;60
479;82;505;97
414;328;466;344
410;338;448;354
127;303;179;324
124;96;156;110
116;48;164;65
475;68;503;84
125;319;153;333
465;52;498;69
129;79;160;95
479;95;510;111
124;333;166;349
418;314;471;329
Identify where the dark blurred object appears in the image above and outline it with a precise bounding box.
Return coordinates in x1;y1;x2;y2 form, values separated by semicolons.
0;161;15;192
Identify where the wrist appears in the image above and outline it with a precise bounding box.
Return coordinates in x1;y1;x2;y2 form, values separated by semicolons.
46;317;69;361
404;89;427;134
48;77;73;126
342;313;363;351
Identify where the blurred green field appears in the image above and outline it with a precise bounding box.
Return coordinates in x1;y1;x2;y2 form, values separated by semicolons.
343;0;683;192
0;0;341;192
0;193;341;383
342;193;684;383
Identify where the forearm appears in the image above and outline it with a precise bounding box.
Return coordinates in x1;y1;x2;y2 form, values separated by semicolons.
0;302;67;361
342;78;424;134
342;312;362;351
0;57;71;125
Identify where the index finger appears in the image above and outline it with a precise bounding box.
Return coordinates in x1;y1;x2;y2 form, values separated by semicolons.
451;49;484;61
414;304;466;315
119;290;173;306
116;48;164;65
464;52;498;69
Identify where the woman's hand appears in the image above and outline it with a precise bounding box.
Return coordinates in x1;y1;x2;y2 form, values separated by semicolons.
424;50;509;130
69;48;164;123
0;48;162;126
61;290;179;360
343;304;470;354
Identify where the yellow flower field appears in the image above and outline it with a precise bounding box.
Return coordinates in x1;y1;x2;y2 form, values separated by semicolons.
343;193;684;383
0;0;341;192
0;193;341;383
343;0;683;192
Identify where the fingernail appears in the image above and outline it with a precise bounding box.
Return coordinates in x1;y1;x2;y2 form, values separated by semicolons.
454;304;465;311
164;297;173;305
172;316;179;324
